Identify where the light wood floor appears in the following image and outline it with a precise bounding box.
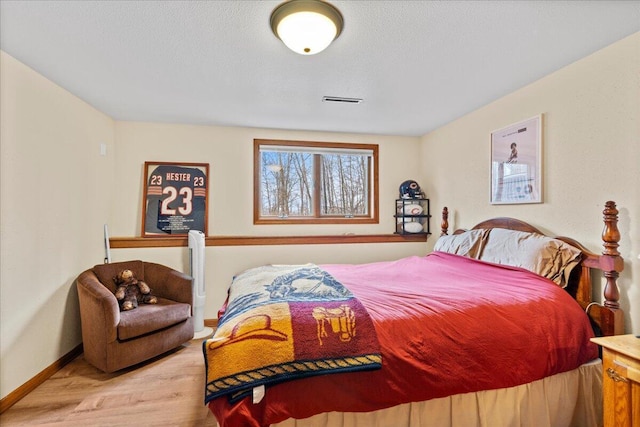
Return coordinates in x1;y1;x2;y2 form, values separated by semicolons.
0;338;218;427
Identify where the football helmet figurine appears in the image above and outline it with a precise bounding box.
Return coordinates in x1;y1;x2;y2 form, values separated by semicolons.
399;180;424;199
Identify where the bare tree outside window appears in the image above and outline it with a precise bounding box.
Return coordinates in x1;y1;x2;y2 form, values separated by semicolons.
254;140;378;225
321;154;368;217
260;151;312;217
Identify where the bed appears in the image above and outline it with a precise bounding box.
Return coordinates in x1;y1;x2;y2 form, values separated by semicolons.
203;201;625;427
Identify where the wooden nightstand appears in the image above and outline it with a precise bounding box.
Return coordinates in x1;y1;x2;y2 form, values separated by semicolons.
591;334;640;427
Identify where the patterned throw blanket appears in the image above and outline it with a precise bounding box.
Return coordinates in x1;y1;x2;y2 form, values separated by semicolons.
203;264;382;404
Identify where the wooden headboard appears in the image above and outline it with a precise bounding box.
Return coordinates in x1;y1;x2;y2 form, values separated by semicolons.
439;201;624;337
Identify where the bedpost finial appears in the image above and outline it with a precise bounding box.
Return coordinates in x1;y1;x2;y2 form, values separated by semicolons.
441;207;449;236
602;201;620;256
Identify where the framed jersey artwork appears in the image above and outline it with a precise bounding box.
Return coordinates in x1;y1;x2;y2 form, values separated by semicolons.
142;161;209;237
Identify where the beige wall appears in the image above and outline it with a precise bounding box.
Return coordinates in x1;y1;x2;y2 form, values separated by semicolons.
421;32;639;334
0;52;116;398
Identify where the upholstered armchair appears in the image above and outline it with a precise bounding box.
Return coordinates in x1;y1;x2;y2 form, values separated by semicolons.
77;260;194;373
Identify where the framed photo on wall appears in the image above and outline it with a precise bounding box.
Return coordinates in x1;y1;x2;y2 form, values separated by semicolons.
490;115;542;204
142;161;209;237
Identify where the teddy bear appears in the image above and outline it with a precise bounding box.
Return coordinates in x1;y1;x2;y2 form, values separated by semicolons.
113;269;158;311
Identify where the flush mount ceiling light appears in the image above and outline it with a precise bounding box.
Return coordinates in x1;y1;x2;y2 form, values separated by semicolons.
270;0;344;55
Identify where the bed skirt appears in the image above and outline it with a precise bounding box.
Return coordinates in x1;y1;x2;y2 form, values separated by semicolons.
271;359;602;427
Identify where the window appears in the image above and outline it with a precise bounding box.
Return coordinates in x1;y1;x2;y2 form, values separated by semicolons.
254;139;379;224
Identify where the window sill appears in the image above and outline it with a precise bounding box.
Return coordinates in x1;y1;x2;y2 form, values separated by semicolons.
109;233;429;248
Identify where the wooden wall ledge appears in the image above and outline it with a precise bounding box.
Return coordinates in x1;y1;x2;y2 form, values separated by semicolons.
109;233;428;248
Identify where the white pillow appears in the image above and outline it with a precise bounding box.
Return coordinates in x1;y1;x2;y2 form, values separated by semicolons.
433;229;490;259
478;228;582;287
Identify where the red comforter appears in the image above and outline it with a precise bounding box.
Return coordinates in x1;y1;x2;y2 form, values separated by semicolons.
209;252;598;426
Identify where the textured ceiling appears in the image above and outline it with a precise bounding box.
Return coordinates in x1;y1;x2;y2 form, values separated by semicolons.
1;1;639;136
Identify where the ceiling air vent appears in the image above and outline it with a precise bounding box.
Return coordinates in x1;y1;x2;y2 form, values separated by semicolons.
322;96;363;104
